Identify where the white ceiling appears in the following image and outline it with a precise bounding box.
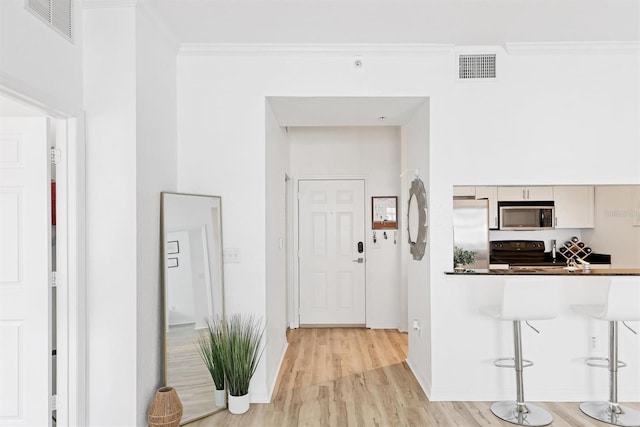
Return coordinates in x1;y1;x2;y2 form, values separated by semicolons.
146;0;638;126
6;1;638;124
147;0;639;46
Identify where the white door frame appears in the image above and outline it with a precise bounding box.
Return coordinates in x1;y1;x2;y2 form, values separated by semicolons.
291;175;368;329
0;85;87;426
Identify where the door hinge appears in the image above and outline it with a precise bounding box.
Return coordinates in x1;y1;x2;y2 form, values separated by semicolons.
50;394;57;411
51;271;57;287
50;148;61;164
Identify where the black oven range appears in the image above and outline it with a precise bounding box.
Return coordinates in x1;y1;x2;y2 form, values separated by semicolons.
490;240;611;267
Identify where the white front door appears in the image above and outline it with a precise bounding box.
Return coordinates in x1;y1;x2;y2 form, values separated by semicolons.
0;117;51;426
298;179;365;325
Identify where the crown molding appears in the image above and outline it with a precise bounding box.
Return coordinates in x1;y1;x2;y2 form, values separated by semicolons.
505;41;640;55
179;42;640;57
83;0;137;9
178;43;454;57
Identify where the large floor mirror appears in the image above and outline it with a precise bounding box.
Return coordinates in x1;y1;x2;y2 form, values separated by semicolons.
161;192;225;423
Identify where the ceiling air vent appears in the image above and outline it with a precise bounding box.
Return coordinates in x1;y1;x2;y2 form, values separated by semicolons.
458;54;496;79
26;0;72;40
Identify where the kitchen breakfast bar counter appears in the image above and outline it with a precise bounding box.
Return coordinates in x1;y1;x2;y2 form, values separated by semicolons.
445;268;640;275
431;269;640;404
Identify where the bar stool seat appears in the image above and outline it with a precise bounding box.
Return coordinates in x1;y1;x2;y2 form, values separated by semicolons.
571;277;640;427
480;277;559;427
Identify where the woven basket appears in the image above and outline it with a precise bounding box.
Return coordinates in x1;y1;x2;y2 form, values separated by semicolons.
148;386;183;427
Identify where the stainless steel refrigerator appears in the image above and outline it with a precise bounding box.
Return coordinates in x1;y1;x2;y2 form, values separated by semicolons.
453;199;490;271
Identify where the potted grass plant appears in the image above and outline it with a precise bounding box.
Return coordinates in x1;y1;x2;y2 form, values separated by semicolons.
453;246;476;272
220;313;265;415
197;317;226;408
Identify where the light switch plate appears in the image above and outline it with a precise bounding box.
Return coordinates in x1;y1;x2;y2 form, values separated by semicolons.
223;248;241;263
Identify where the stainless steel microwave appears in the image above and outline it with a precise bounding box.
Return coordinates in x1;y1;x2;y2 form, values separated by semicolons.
498;201;555;230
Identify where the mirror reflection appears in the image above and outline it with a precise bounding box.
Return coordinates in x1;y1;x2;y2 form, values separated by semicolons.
161;192;225;423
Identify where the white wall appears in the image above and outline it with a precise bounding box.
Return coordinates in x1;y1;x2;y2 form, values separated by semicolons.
438;274;639;401
84;6;138;424
84;4;178;425
427;48;639;400
289;126;401;329
263;101;290;401
402;101;432;392
177;44;639;402
135;5;178;422
0;0;83;113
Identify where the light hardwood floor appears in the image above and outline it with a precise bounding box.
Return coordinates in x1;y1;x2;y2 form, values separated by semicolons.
189;328;639;426
168;324;218;423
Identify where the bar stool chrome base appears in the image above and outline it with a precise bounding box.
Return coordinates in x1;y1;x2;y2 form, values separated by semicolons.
491;401;553;426
580;401;640;427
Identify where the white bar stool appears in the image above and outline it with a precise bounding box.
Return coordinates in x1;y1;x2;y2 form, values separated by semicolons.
571;277;640;427
480;277;559;427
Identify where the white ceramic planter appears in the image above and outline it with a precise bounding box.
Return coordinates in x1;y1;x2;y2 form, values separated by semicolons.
214;389;226;408
227;393;250;415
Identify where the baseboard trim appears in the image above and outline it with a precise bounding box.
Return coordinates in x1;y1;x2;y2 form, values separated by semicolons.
264;340;289;402
405;356;432;400
299;323;365;328
365;321;400;330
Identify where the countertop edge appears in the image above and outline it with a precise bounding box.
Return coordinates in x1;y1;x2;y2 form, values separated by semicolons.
445;268;640;276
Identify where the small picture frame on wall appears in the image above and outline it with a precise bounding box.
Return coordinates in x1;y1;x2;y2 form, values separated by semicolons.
167;240;179;254
372;196;398;230
167;257;179;268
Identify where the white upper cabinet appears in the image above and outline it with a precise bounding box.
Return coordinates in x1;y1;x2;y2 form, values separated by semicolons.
453;186;476;198
554;185;595;228
475;186;499;229
497;186;554;201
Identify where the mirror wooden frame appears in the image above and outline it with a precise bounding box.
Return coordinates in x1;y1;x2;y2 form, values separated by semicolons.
408;178;428;260
372;196;398;230
160;192;226;424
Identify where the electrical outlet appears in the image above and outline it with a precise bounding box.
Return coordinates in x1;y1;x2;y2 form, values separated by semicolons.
412;319;422;337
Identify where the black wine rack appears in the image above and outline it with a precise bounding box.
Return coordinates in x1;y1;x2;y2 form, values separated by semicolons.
558;236;592;261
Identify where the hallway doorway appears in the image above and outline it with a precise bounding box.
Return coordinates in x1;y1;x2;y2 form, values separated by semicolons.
0;92;84;426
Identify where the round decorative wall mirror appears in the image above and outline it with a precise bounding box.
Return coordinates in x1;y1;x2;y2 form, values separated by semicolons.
407;178;427;260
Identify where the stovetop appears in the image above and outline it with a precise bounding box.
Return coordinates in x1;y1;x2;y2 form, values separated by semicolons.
490;240;546;264
490;240;545;252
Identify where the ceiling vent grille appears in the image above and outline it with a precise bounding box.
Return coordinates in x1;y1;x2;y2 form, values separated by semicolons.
26;0;72;40
458;54;496;79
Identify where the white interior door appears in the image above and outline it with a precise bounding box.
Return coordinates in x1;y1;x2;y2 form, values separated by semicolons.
298;179;365;325
0;117;51;426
